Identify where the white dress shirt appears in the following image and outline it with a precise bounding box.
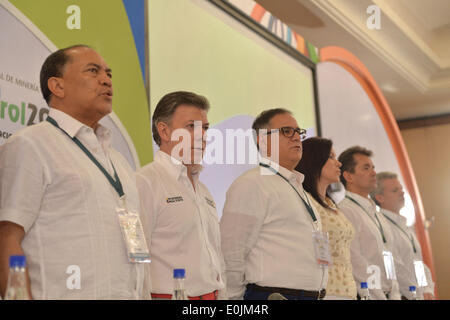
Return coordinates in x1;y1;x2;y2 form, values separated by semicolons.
135;150;226;298
220;159;328;300
338;191;400;300
381;209;435;299
0;108;148;299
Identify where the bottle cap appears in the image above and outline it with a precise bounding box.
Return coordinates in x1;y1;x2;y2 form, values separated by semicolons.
409;286;416;291
173;268;186;278
9;255;26;268
361;282;368;289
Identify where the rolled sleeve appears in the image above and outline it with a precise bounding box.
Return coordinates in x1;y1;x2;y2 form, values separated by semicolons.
0;136;46;232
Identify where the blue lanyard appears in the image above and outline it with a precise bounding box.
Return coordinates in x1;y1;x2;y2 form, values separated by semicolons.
259;163;317;224
47;116;124;197
346;196;387;243
382;213;417;253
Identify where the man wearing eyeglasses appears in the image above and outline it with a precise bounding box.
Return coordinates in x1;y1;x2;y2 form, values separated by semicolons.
220;108;328;300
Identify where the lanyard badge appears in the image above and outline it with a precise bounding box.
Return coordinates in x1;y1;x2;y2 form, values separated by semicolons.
47;117;151;264
382;250;397;280
117;197;151;264
312;231;332;267
413;260;428;287
259;163;330;266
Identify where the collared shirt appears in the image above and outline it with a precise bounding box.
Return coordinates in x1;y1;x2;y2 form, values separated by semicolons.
135;150;226;298
220;158;328;300
381;209;435;299
0;108;148;299
338;191;399;300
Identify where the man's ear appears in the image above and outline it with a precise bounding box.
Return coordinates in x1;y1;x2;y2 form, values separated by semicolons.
342;171;352;185
47;77;65;99
157;122;171;144
258;132;269;156
374;194;384;206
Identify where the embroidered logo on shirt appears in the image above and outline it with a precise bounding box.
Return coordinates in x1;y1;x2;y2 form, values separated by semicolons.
205;197;216;209
166;196;183;203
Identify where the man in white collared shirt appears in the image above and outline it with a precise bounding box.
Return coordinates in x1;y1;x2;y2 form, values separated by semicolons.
136;91;226;300
370;172;435;300
0;45;150;299
338;146;401;300
220;108;328;300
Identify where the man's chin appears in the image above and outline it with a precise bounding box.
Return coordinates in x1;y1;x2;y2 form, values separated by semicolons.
290;153;302;164
103;105;113;115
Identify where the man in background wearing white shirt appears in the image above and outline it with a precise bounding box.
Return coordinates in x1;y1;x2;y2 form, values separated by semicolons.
220;108;328;300
370;172;435;300
338;146;401;300
136;91;227;300
0;45;150;299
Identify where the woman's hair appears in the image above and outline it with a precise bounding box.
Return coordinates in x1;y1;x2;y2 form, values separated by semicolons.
295;137;333;208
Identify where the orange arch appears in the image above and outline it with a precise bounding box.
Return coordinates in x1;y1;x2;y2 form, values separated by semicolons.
320;46;437;297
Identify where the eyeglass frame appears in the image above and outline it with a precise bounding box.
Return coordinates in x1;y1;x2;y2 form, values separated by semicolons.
262;126;307;139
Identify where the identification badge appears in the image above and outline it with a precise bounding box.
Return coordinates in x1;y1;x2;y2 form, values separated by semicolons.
382;251;397;280
312;231;332;267
117;207;151;264
414;260;428;287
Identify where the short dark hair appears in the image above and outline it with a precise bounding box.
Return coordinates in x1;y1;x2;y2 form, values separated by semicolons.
338;146;373;187
296;137;333;208
40;44;91;105
252;108;292;148
152;91;210;146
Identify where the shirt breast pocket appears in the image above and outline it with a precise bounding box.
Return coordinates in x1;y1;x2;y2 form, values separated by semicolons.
43;169;84;210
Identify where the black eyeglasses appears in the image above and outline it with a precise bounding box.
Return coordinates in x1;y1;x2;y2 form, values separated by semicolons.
264;127;307;139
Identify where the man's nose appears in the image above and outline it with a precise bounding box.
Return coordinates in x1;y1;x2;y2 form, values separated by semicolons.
100;73;112;87
291;131;301;141
193;124;206;141
203;128;208;141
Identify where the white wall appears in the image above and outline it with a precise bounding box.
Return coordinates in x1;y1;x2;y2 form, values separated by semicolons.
316;61;415;224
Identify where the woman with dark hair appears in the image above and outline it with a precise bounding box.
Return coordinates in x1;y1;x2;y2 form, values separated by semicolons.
296;137;357;300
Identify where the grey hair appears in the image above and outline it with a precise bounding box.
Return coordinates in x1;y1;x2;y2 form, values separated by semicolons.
370;171;398;206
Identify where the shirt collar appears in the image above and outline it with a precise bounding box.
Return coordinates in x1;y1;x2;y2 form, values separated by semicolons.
259;157;305;185
380;208;407;226
49;108;85;138
155;150;203;183
346;190;377;212
49;108;112;147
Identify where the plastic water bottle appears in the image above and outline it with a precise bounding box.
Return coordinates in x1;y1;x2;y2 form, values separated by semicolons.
172;268;187;300
4;255;30;300
360;282;370;300
409;286;418;300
